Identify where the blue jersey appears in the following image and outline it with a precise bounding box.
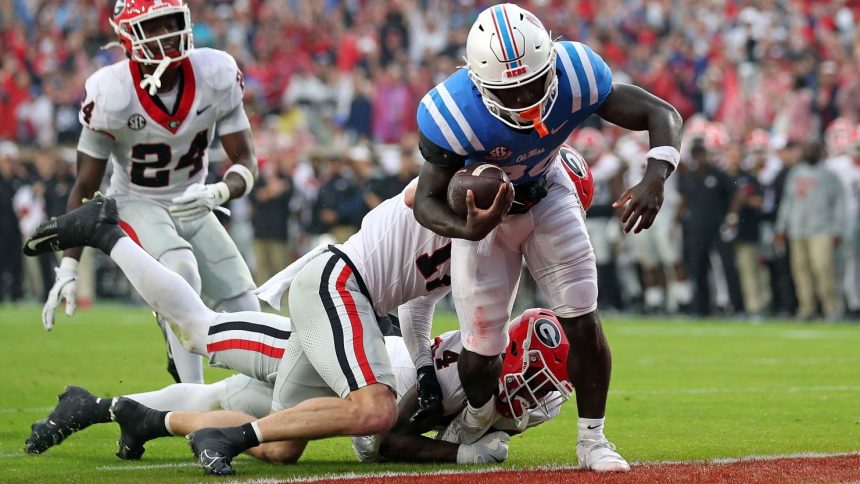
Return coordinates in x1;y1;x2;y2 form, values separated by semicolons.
417;41;613;185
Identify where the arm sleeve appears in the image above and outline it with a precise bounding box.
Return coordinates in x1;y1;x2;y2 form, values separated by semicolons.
418;131;467;170
77;126;114;160
397;292;446;369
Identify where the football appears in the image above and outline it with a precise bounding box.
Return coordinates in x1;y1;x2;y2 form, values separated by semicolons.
446;164;510;217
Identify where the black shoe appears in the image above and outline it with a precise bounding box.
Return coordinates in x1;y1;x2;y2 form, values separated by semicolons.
187;428;240;476
154;313;182;384
25;386;99;454
23;193;122;256
110;398;169;460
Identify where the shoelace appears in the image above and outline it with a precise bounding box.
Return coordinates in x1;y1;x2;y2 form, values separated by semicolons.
579;438;617;452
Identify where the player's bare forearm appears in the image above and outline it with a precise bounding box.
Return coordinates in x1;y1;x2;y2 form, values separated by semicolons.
220;129;259;199
379;431;459;462
414;162;473;239
63;151;108;260
598;83;682;180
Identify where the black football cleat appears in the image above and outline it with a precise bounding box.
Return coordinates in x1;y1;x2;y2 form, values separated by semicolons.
25;386;99;454
110;398;170;460
23;193;123;256
187;428;240;476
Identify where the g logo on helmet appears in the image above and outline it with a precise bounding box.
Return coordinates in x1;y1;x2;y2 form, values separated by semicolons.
534;318;562;348
113;0;125;16
560;147;586;178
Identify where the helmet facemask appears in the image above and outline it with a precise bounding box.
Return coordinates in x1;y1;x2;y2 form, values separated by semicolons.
468;48;558;135
109;3;193;95
498;348;573;428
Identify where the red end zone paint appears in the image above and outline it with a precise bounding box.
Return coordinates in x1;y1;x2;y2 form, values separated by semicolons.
299;454;860;484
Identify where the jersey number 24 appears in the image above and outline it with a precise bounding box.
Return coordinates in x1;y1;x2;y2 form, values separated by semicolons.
130;130;208;187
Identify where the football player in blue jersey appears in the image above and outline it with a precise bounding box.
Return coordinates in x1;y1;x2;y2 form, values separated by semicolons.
411;3;682;472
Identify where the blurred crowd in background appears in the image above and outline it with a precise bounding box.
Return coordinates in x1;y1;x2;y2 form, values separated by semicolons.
1;0;859;321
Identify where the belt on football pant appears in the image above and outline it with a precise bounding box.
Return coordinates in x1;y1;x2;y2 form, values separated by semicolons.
508;175;548;215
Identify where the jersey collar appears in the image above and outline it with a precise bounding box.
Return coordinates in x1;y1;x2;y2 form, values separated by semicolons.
130;59;196;134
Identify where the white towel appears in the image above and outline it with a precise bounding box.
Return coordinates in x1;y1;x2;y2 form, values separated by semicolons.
254;244;327;310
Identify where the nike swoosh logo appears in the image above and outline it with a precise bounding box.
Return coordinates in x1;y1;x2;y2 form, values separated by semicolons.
200;450;219;468
27;234;57;251
587;424;602;430
196;105;212;115
551;121;568;135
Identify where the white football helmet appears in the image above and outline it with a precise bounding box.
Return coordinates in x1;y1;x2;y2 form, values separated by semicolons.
465;4;557;134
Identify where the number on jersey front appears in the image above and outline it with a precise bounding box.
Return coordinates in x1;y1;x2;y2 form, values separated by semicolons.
415;242;452;291
130;130;208;187
434;350;459;370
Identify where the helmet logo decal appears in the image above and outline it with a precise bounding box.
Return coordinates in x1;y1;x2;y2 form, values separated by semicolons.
534;318;562;348
490;5;522;69
113;0;125;16
560;147;586;178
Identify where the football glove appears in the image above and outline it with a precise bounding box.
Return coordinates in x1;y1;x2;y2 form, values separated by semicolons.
42;257;78;331
409;365;444;426
168;183;230;222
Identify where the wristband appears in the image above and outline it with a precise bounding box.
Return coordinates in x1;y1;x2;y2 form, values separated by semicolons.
224;163;256;198
646;146;681;170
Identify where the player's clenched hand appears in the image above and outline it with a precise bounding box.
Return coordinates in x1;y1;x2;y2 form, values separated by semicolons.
464;182;513;241
169;183;230;222
410;365;444;426
612;176;665;234
42;257;79;331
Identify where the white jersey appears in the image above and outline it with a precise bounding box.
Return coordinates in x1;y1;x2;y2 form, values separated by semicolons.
337;191;452;316
386;331;562;429
78;48;250;205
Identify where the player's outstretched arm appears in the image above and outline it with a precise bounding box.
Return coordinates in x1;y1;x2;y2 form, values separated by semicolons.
40;150;108;331
597;83;683;233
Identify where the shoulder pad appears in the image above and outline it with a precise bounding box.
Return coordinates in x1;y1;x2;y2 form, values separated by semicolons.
86;63;132;113
193;48;239;92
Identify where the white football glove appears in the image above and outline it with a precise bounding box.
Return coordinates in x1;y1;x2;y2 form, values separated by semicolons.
168;182;230;222
456;431;510;464
42;257;79;331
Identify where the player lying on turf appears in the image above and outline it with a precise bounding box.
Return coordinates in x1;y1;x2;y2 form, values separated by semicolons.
22;186;452;474
25;309;571;466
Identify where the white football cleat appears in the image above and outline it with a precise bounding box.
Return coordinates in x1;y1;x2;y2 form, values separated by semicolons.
437;405;495;444
457;431;510;464
577;438;631;472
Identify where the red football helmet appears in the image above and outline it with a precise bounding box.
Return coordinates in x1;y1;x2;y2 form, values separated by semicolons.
497;308;574;425
558;144;594;212
570;127;607;161
109;0;193;66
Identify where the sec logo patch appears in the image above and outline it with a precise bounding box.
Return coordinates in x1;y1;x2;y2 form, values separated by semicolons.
488;145;513;161
127;114;146;131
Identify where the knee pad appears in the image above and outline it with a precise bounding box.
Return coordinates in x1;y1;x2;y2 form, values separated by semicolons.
553;278;598;318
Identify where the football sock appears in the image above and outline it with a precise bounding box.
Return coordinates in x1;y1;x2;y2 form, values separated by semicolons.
126;380;228;412
219;423;260;453
463;399;495;429
578;417;606;442
93;398;113;424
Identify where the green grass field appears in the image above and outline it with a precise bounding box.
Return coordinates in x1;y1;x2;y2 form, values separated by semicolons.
0;304;858;482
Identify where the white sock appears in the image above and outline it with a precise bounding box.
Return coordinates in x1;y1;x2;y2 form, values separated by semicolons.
110;238;216;353
250;421;264;443
125;380;228;412
463;399;495;428
672;280;692;305
644;287;664;307
578;417;606;442
164;412;175;436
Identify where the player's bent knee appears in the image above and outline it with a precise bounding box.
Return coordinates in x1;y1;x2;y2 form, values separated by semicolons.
254;441;304;464
553;279;598;319
347;385;398;435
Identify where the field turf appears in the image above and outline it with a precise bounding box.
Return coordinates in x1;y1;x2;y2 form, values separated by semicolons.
0;304;858;482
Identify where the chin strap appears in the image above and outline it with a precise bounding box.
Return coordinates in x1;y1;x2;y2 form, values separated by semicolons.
139;58;172;96
521;105;549;137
